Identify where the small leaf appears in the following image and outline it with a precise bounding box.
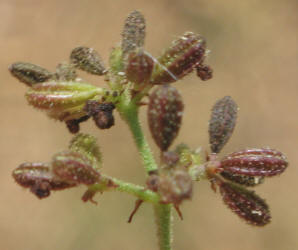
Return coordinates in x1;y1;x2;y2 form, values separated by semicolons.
150;32;206;84
220;148;288;177
148;85;184;151
209;96;238;153
70;47;106;75
52;151;100;185
121;10;146;56
219;182;271;226
9;62;53;86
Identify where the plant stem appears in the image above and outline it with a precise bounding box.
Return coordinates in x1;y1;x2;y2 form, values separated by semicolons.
117;97;158;174
154;204;173;250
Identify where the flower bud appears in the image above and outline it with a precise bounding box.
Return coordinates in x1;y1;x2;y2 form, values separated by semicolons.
65;115;90;134
52;151;101;185
25;81;102;121
121;10;145;56
219;182;271;226
125;50;153;87
220;171;264;187
220;148;288;177
69;133;102;171
150;32;206;84
9;62;53;86
148;85;184;151
196;64;213;81
209;96;238;153
70;47;106;75
158;170;193;205
12;162;76;199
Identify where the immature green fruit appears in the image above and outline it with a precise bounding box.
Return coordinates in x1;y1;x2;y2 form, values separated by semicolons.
219;181;271;226
9;62;53;86
148;85;184;151
121;10;146;57
69;133;102;171
209;96;238;153
150;32;206;84
25;81;103;121
70;47;106;75
52;151;100;185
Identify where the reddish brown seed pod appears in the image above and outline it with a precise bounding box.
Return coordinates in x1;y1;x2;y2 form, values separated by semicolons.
220;148;288;177
150;32;206;84
9;62;53;86
148;85;184;151
121;10;146;56
209;96;238;153
125;50;154;86
52;151;101;185
220;171;264;187
70;47;106;75
12;162;76;199
219;182;271;226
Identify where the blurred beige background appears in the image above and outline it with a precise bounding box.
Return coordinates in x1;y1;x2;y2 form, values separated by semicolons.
0;0;297;249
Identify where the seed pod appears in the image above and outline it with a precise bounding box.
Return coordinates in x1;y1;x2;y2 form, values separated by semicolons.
148;85;184;151
125;50;154;87
25;81;102;121
84;101;115;129
158;170;193;205
219;182;271;226
52;151;100;185
220;171;264;187
196;64;213;81
220;148;288;177
150;32;206;84
69;133;102;171
209;96;238;153
12;162;76;199
121;10;146;56
9;62;53;86
70;47;106;75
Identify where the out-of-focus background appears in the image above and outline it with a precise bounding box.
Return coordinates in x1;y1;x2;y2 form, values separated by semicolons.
1;0;297;249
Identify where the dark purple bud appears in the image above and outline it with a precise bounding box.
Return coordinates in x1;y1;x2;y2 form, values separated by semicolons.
9;62;53;86
220;148;288;177
196;64;213;81
150;32;206;84
220;171;264;187
70;47;106;75
219;182;271;226
148;85;184;151
125;50;154;86
209;96;238;153
84;101;115;129
121;10;146;56
65;115;90;134
52;151;100;185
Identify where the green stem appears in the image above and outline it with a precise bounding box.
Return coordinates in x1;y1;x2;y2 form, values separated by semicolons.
117;98;158;173
154;204;173;250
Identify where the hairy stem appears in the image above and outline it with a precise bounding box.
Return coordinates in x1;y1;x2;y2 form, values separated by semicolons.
154;204;173;250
